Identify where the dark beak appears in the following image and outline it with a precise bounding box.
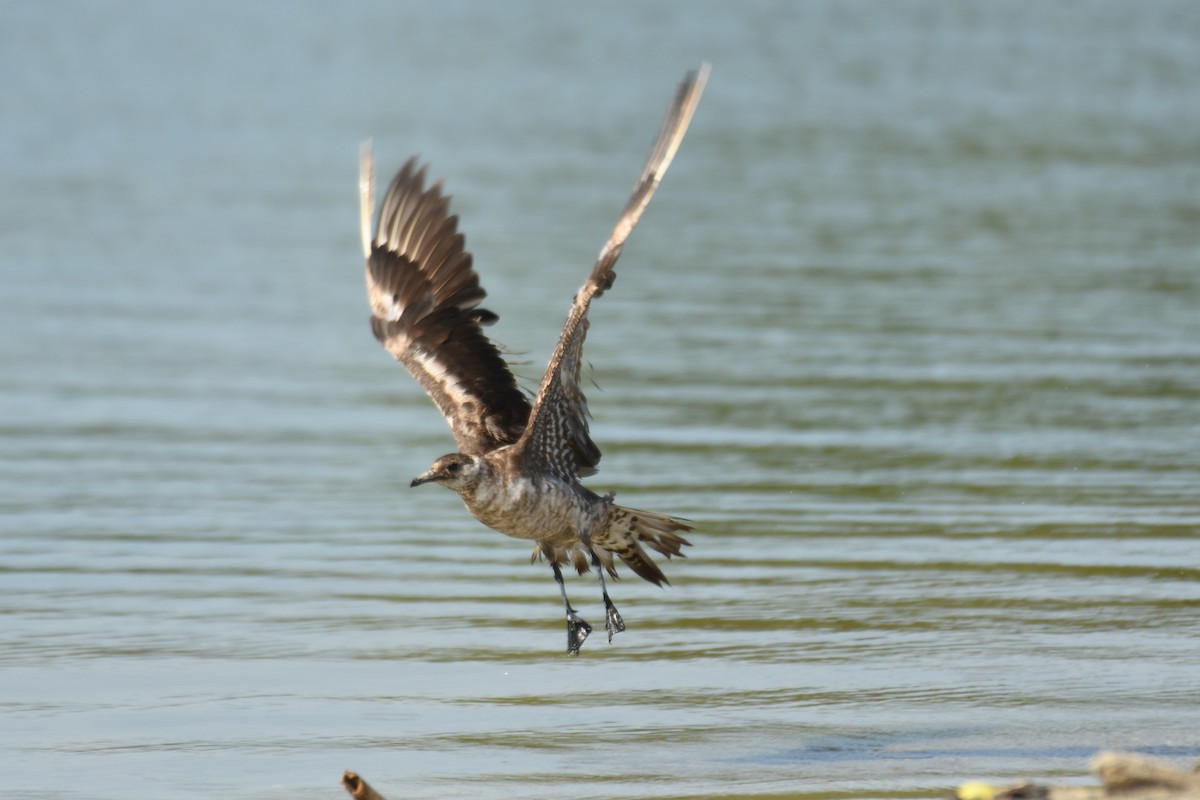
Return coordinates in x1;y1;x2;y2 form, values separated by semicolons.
410;471;434;488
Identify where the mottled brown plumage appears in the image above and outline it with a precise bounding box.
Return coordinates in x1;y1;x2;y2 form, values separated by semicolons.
360;65;709;654
365;159;531;455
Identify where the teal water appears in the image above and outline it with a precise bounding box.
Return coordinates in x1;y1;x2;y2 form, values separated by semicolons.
2;2;1198;798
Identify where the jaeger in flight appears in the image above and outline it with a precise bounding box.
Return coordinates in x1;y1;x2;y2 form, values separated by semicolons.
359;65;709;655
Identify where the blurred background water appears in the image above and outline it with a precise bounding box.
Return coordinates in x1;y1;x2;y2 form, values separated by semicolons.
2;2;1198;798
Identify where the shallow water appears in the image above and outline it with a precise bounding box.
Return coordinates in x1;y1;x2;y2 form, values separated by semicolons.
2;2;1198;798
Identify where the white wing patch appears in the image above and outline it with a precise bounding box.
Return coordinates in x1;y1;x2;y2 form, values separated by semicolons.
410;348;475;416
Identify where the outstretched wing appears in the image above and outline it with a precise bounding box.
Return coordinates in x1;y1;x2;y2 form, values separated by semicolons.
513;64;710;480
361;150;531;455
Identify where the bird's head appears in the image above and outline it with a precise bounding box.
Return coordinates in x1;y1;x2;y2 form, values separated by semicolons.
410;453;483;493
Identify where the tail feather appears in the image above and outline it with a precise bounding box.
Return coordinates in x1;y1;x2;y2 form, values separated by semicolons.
602;505;693;587
528;504;693;586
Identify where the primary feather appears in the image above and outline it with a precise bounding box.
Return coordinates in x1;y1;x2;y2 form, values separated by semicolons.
363;158;531;455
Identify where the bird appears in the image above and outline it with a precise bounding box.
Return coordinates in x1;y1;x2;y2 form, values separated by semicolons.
357;65;709;655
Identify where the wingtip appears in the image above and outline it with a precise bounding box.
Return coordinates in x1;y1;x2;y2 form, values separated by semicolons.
359;139;375;259
663;63;710;167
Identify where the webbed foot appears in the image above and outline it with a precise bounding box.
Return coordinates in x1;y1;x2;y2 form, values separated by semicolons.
604;603;625;643
566;612;592;655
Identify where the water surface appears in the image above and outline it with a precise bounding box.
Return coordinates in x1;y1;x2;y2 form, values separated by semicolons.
2;2;1198;798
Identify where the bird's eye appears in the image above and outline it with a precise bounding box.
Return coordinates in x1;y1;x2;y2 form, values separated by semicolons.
447;462;462;474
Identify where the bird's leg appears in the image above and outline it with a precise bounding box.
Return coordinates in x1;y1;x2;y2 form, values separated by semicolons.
549;559;591;655
589;549;626;643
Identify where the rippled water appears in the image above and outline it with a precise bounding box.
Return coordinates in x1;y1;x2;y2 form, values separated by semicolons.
2;2;1198;798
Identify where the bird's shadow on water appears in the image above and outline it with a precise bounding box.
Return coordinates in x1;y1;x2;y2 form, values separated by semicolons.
736;731;1200;765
